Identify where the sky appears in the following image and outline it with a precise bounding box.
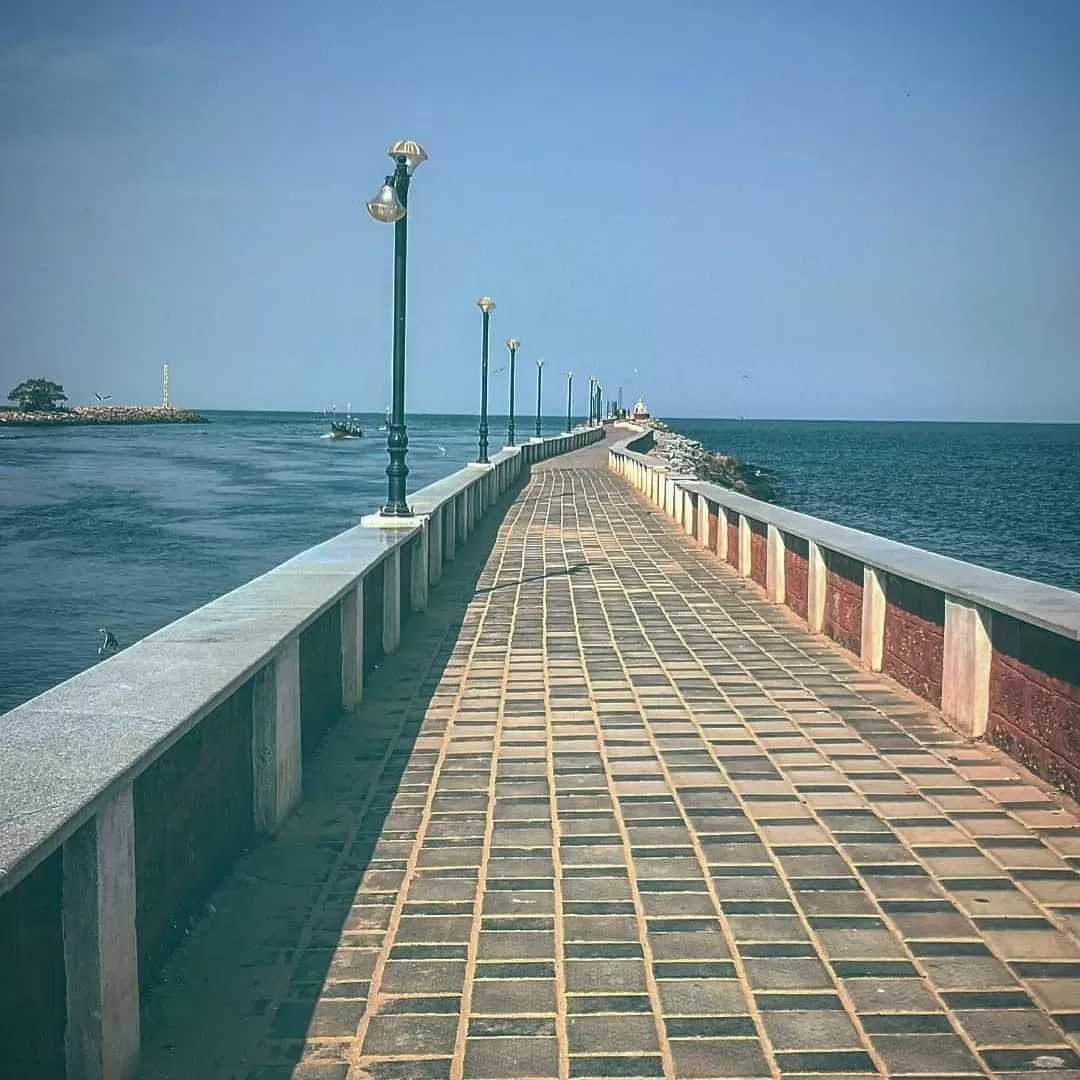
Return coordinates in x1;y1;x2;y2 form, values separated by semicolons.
1;1;1078;421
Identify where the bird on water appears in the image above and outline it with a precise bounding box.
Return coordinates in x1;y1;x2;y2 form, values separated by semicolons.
98;627;119;658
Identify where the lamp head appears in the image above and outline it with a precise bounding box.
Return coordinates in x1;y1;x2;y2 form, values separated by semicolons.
476;296;496;314
366;178;406;223
506;337;520;352
536;357;544;368
388;139;427;174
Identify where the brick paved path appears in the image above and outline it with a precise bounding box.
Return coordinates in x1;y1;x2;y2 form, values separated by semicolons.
139;457;1080;1080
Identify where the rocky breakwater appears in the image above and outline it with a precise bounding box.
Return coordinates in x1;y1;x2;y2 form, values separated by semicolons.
645;419;777;501
0;405;205;426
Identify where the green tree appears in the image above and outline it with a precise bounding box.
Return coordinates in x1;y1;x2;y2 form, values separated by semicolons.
7;379;68;412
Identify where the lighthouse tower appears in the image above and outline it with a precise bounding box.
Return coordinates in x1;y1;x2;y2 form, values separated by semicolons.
162;363;170;409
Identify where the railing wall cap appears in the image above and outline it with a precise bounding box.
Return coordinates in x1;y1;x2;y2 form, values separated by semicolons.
676;476;1080;641
0;425;597;898
609;436;1080;642
0;522;409;895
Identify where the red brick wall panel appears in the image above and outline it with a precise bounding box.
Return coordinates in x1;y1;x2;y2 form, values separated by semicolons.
134;683;254;986
399;536;413;633
988;615;1080;795
824;551;863;655
727;520;739;569
300;604;343;758
0;851;65;1080
749;519;768;588
882;577;945;706
708;507;718;553
784;534;809;620
989;721;1080;803
363;561;385;676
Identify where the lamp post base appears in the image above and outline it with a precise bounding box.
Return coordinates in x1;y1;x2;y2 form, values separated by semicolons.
363;510;422;528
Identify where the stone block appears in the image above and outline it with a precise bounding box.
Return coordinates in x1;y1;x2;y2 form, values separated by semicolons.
808;541;827;633
63;785;140;1080
942;597;992;737
861;566;886;671
767;523;786;604
252;636;301;834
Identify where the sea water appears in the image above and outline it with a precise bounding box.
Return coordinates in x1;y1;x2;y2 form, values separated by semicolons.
1;413;1077;714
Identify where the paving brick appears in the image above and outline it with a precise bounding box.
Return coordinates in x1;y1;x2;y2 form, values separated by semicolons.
133;455;1080;1080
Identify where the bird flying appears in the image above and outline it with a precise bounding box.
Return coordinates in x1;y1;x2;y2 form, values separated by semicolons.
94;392;112;402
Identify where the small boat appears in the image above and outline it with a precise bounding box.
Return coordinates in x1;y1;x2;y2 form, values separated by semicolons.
378;403;390;432
324;402;363;440
329;418;363;439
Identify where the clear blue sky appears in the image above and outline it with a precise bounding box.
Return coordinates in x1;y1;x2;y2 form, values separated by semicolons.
2;0;1078;420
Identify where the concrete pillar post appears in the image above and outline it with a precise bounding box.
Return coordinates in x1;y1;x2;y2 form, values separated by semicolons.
382;547;401;653
684;490;695;535
411;525;429;613
252;637;302;834
738;515;752;578
62;785;140;1080
339;581;363;710
860;566;886;669
717;506;729;560
808;541;827;633
673;484;683;525
697;496;710;548
766;524;786;604
942;598;992;737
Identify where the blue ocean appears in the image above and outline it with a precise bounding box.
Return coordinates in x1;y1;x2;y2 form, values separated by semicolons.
1;413;1077;715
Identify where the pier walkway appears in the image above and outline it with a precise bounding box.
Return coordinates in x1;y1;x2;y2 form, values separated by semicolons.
137;443;1080;1080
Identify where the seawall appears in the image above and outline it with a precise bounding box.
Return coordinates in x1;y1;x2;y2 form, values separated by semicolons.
612;424;1080;800
0;425;603;1080
0;405;204;426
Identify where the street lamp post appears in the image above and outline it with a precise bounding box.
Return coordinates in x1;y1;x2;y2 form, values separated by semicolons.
535;358;544;438
506;338;519;446
566;371;574;433
476;297;495;463
366;139;427;517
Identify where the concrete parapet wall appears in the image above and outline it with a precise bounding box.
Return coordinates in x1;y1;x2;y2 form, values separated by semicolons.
609;433;1080;803
0;424;602;1080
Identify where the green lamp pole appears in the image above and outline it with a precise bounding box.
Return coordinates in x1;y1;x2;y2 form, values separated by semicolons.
476;296;495;463
506;337;519;446
566;371;573;433
535;358;544;438
366;140;426;516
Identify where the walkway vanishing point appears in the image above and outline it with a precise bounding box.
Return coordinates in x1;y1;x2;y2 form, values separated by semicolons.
127;433;1080;1080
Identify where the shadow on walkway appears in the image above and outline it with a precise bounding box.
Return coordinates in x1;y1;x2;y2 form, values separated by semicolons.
473;562;588;595
136;478;526;1080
